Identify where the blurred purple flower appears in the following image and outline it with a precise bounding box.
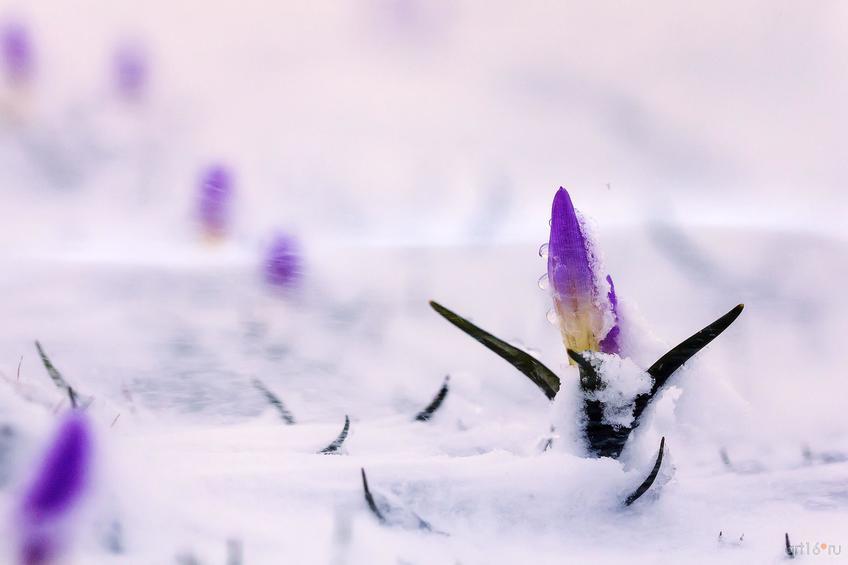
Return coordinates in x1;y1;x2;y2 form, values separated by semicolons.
18;411;93;565
113;42;148;101
197;164;234;239
264;233;302;289
1;20;33;85
547;187;618;357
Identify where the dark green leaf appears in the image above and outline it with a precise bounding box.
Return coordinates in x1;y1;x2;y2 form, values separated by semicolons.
624;436;665;506
567;349;631;458
252;379;296;424
414;376;450;422
35;341;79;408
633;304;744;423
359;468;438;533
360;468;386;523
319;415;350;454
429;301;560;399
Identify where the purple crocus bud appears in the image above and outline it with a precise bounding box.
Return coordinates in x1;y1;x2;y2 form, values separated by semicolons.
18;411;93;565
598;275;620;355
113;42;148;101
547;187;617;358
264;233;302;289
196;164;234;239
1;20;33;85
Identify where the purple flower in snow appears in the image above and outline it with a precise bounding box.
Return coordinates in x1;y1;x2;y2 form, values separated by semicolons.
18;411;93;565
598;274;620;354
1;20;33;85
113;42;148;101
197;164;234;239
547;187;618;357
264;233;302;289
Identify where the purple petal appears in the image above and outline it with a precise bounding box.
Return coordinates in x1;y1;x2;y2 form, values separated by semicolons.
264;233;302;289
547;187;594;304
599;274;620;355
113;42;148;100
21;411;92;523
197;164;234;237
1;20;33;84
20;532;55;565
547;187;622;356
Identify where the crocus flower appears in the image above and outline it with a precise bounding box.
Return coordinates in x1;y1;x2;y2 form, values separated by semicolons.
547;187;618;358
17;411;93;565
1;20;33;85
264;233;302;289
598;275;620;354
196;164;234;239
113;42;148;101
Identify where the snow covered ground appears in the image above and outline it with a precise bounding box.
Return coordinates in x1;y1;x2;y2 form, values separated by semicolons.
0;2;846;563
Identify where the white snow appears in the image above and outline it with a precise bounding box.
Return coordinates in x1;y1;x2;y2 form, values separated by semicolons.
0;2;847;564
582;352;652;429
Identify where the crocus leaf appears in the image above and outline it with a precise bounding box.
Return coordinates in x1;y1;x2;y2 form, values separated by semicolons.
719;448;733;469
567;349;632;458
429;301;560;399
251;379;295;424
414;376;450;422
566;349;602;392
359;468;438;533
226;538;243;565
360;468;386;523
319;415;350;454
34;341;80;408
632;304;744;424
624;436;665;506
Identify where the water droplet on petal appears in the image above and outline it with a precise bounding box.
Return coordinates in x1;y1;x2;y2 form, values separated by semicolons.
538;243;549;258
546;308;559;325
548;218;553;227
537;273;549;290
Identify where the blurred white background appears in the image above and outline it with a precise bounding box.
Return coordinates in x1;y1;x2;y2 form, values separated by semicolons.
1;0;847;253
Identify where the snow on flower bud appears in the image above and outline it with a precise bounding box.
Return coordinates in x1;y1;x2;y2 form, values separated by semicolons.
197;164;234;239
1;19;33;86
17;411;93;565
547;187;617;359
264;232;302;289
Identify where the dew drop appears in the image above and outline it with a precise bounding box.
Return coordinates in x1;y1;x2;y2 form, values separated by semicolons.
538;243;549;258
537;273;549;290
546;308;559;325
